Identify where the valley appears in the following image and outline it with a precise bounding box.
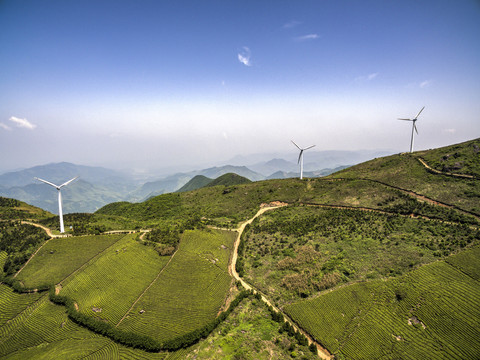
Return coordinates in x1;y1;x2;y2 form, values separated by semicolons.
0;138;479;359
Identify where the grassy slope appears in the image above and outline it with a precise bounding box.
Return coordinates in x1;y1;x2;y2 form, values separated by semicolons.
15;234;125;288
176;175;212;192
60;234;170;324
331;152;480;215
0;197;52;221
416;137;480;178
242;206;479;306
284;248;480;359
205;172;252;187
118;229;236;342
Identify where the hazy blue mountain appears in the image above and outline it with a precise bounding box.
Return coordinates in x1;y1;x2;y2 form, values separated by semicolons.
0;163;137;214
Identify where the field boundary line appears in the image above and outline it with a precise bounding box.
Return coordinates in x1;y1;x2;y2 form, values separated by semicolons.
116;247;179;327
58;234;128;287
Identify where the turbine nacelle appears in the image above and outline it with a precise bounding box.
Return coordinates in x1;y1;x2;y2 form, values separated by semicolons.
291;140;316;179
397;106;424;152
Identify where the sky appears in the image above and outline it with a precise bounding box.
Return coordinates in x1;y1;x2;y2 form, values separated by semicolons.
1;0;479;173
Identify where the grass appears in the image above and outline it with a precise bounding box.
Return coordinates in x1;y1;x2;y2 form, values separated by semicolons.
15;234;124;288
331;152;480;215
241;205;479;305
186;296;317;360
118;229;236;342
60;233;170;324
284;250;480;359
416;137;480;178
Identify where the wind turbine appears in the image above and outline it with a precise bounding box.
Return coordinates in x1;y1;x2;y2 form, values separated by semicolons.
398;106;425;153
291;140;315;180
34;176;78;233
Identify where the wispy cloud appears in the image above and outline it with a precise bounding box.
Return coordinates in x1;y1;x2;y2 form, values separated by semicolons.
0;122;11;131
295;34;319;41
355;72;379;82
283;20;302;29
9;116;36;130
237;46;252;66
443;128;456;134
419;80;432;88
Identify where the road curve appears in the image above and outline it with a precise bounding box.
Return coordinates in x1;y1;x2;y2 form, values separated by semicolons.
228;204;333;360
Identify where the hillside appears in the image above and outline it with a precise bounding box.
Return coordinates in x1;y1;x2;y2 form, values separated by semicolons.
1;138;479;359
176;175;213;192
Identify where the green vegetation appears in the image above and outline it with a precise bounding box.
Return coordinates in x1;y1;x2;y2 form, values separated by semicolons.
0;197;51;220
285;253;480;359
332;152;480;215
0;221;49;276
177;175;213;192
206;172;252;187
241;205;479;304
118;229;236;343
15;234;124;288
417;137;480;178
187;296;317;360
1;138;480;359
60;234;169;324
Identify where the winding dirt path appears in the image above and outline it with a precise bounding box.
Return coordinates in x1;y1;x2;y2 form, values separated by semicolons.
417;157;477;180
229;204;333;360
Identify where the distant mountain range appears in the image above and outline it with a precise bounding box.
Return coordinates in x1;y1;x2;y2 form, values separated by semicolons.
0;150;393;213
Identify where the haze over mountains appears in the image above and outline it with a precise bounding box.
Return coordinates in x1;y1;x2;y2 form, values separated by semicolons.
0;149;393;214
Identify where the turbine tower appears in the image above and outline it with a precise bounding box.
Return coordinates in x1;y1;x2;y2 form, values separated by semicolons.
398;106;425;153
34;176;78;233
291;140;315;180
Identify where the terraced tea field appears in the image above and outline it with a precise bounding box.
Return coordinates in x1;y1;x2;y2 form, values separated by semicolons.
15;234;124;288
60;234;170;324
118;229;236;342
285;247;480;359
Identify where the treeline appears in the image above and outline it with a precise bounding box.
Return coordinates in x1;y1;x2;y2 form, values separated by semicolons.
264;299;317;355
143;217;203;256
49;287;252;352
0;222;49;275
235;224;250;277
0;197;20;207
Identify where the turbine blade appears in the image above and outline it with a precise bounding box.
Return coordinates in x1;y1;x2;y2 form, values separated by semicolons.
397;118;413;121
304;145;316;150
414;123;418;134
59;176;78;188
297;150;303;164
291;140;301;150
414;106;425;119
34;177;59;188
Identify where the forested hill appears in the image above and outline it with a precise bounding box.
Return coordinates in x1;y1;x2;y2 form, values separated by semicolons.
0;196;52;220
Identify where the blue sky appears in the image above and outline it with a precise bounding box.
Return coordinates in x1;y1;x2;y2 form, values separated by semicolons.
1;0;479;172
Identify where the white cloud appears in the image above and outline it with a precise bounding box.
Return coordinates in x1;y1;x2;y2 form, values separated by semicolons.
295;34;319;41
355;72;379;82
283;20;301;29
237;46;252;66
8;116;36;130
419;80;432;88
0;122;11;130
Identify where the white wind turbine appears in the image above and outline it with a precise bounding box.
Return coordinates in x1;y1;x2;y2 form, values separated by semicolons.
398;106;425;153
291;140;316;180
34;176;78;233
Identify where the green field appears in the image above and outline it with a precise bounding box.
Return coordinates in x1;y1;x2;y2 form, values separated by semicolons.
284;248;480;359
118;229;236;342
15;234;124;288
60;233;170;324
